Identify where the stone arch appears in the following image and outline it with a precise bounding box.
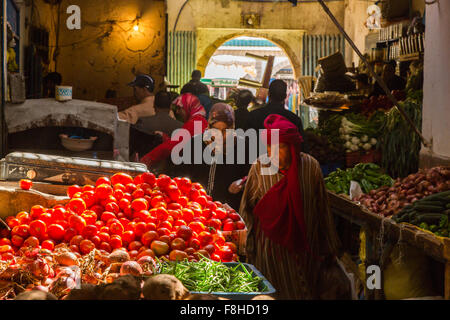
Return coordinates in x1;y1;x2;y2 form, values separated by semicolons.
272;59;294;76
196;28;305;80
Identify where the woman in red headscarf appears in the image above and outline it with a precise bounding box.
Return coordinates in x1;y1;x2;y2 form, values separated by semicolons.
140;93;208;170
239;114;347;300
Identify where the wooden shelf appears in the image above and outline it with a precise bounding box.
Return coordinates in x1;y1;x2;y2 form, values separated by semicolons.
328;191;450;300
398;52;423;62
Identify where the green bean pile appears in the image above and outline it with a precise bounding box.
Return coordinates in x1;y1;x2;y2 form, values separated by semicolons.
157;258;262;293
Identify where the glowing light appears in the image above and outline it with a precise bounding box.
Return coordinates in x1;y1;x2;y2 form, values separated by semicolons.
133;24;139;31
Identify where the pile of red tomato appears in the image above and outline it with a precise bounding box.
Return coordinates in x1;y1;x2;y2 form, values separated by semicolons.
0;172;246;263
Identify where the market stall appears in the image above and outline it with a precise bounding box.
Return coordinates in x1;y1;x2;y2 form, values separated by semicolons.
0;153;273;300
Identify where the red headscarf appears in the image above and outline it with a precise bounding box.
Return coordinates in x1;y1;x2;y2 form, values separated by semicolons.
253;114;310;254
172;93;206;122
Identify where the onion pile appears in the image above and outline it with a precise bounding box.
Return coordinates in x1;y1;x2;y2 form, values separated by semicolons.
355;166;450;216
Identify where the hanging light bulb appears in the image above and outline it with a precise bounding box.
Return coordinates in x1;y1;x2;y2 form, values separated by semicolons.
133;23;139;32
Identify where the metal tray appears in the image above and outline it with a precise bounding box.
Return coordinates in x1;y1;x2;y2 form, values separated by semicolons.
191;262;276;300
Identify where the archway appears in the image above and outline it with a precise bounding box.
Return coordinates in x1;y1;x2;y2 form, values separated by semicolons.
196;28;305;80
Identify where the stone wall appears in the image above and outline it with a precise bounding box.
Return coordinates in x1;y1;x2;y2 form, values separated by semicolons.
25;0;166;101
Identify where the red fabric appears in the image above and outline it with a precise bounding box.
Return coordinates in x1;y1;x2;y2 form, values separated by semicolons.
253;114;309;254
140;117;207;166
140;93;207;167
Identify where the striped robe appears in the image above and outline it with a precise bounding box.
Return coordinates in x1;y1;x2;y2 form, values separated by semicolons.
239;152;341;299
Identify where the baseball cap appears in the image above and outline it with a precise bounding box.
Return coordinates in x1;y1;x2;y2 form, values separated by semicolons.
128;74;155;92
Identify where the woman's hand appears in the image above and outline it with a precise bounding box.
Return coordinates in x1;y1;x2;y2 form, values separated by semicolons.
228;179;244;194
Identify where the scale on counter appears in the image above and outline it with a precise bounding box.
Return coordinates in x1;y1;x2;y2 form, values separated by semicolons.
0;152;148;185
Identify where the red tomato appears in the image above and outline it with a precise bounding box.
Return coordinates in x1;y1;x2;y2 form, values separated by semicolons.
150;195;165;208
16;211;31;225
198;231;213;246
70;235;84;246
109;235;122;249
157;227;171;237
52;207;66;221
196;195;208;207
96;177;111;186
133;174;143;185
0;238;11;246
90;205;104;216
48;224;65;241
176;225;193;241
19;179;33;190
23;236;39;248
215;208;228;220
156;174;171;189
134;222;147;237
113;189;125;200
104;202;120;214
155;207;169;221
95;220;105;229
6;217;20;229
90;235;101;248
189;238;201;250
12;225;30;238
132;189;145;199
29;220;47;239
63;228;77;242
0;245;13;254
141;172;156;186
101;211;116;223
98;232;110;243
67;198;87;215
125;183;138;194
82;225;98;239
131;198;149;212
159;221;173;231
41;240;55;251
122;230;135;243
141;231;159;247
135;210;150;221
99;242;112;253
118;198;131;211
181;208;194;223
228;212;241;221
79;239;96;255
145;222;157;232
68;214;86;233
188;221;206;234
111;173;133;186
67;185;82;198
211;253;221;262
82;185;95;192
207;218;222;231
2;252;14;261
137;249;155;259
170;238;186;251
81;191;97;207
178;196;189;207
235;221;245;230
11;235;24;247
95;184;113;199
113;183;126;192
81;210;97;225
223;222;235;231
30;205;45;220
189;189;200;201
128;240;143;251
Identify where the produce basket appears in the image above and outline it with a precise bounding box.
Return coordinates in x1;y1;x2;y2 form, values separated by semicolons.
191;262;276;300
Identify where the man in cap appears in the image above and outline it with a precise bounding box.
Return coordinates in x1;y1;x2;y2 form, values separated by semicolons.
118;74;156;124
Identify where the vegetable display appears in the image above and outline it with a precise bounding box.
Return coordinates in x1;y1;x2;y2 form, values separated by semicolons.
325;163;394;195
355;166;450;216
304;129;345;165
393;191;450;238
359;90;406;117
339;113;383;153
379;90;423;178
0;172;248;299
158;257;261;293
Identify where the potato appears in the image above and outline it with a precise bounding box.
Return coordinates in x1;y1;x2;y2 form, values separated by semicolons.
143;274;189;300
